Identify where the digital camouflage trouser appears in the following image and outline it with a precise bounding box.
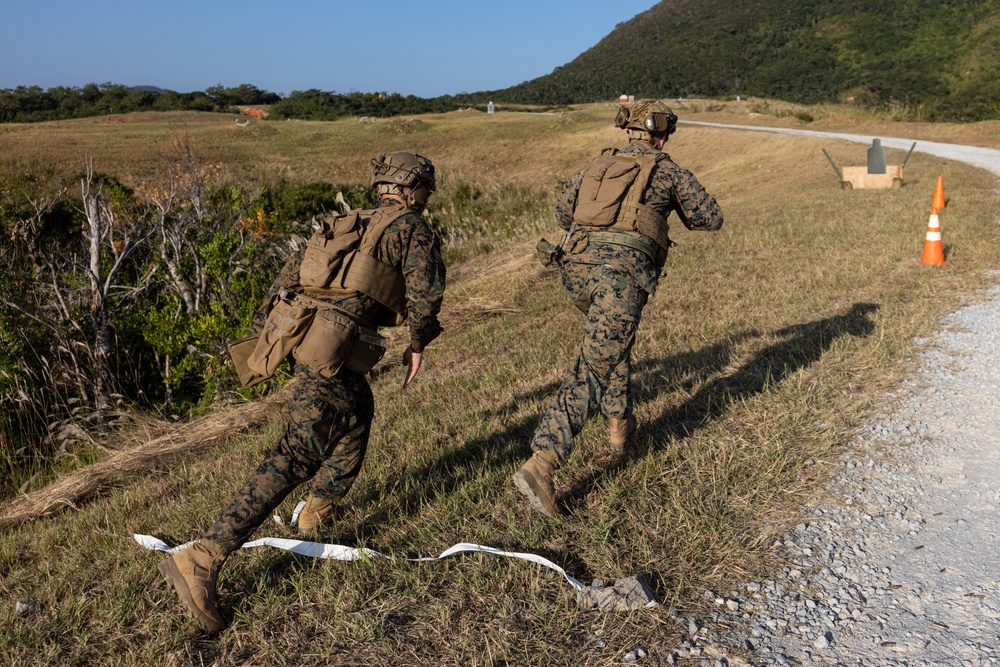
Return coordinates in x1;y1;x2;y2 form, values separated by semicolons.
530;261;648;465
205;364;374;553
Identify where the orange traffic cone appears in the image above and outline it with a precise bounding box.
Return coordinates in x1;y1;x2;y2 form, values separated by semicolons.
932;176;946;210
920;207;944;266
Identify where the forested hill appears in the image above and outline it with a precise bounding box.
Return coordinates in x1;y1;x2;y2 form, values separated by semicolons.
485;0;1000;121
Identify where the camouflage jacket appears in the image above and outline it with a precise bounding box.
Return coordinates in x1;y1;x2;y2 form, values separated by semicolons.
555;141;724;294
252;200;446;353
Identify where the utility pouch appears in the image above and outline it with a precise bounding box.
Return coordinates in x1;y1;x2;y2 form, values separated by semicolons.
293;307;358;377
247;299;315;378
228;335;268;388
344;327;388;374
294;310;387;376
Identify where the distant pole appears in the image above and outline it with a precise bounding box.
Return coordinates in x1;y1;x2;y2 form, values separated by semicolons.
821;148;842;181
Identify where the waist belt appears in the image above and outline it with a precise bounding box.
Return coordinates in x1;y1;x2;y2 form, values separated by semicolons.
587;231;657;262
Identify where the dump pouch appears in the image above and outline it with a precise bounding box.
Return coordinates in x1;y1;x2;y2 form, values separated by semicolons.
293;308;388;376
536;238;560;268
345;327;388;374
228;335;268;388
247;299;315;378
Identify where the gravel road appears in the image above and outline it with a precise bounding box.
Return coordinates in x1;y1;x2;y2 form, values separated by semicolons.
665;124;1000;667
683;122;1000;177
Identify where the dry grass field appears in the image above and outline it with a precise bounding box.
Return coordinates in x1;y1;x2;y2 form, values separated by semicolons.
1;100;999;666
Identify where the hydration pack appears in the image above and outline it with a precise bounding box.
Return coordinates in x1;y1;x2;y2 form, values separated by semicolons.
572;148;671;254
228;205;410;387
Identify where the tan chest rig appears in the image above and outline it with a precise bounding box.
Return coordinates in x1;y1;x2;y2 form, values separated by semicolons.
230;205;410;387
572;148;671;262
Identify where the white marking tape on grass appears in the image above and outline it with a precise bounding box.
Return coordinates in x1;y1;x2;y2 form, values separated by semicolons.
134;533;584;591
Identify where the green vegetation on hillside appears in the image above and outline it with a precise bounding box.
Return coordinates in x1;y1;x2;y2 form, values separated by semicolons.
489;0;1000;121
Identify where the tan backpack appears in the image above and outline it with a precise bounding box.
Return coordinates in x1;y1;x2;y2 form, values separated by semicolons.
229;206;408;387
298;206;408;324
572;149;671;253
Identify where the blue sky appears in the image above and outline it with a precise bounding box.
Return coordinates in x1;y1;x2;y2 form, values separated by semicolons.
1;1;659;97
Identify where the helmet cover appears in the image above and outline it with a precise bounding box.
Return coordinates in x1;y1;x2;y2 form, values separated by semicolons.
370;151;436;190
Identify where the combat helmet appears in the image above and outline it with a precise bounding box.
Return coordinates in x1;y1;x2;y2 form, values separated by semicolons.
370;151;436;211
614;99;678;139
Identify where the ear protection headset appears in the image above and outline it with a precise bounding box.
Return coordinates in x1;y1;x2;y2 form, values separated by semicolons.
614;104;678;135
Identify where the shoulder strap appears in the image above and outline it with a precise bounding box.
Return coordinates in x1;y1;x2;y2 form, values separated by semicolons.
625;152;666;206
358;204;412;256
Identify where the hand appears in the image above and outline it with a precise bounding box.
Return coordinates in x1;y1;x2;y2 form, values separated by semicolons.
402;346;422;388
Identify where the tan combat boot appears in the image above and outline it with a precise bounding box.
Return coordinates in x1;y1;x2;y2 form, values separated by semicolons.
296;494;346;535
158;539;228;635
512;450;561;518
609;414;636;448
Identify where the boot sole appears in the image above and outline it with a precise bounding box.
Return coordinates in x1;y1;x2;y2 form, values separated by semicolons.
512;469;560;518
158;557;225;635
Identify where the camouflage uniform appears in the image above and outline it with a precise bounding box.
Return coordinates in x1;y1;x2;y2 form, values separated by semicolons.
531;142;723;464
205;200;446;553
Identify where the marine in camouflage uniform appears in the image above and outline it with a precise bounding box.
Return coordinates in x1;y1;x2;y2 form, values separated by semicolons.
513;100;724;518
158;152;445;634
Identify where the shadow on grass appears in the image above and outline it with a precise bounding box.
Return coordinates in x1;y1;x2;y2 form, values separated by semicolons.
228;303;878;596
317;320;772;574
561;302;880;511
347;379;563;543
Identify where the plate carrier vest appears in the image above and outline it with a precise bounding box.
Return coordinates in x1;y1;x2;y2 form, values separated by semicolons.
298;204;410;327
572;148;671;262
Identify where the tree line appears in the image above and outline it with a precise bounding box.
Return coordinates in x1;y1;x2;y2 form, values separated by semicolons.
0;83;283;123
0;84;477;123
